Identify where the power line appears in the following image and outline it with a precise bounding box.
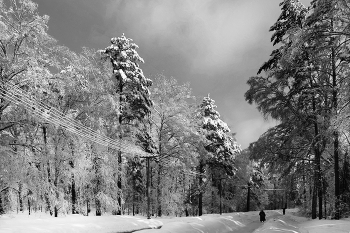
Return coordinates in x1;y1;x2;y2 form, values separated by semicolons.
0;83;147;155
0;81;154;157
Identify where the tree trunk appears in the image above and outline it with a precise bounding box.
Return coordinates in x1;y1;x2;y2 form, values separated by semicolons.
117;151;122;215
94;150;102;216
95;170;102;216
0;193;4;214
311;182;317;219
86;200;90;216
117;75;124;216
273;182;276;210
323;178;327;219
54;206;58;217
311;89;322;219
303;161;307;210
18;181;23;212
71;173;77;214
247;182;251;212
219;179;222;215
331;44;340;219
157;162;162;217
198;160;204;216
315;136;322;219
28;198;31;215
334;131;340;219
146;158;151;219
211;174;214;213
95;198;101;216
69;144;77;215
132;174;135;216
42;126;53;216
54;162;59;217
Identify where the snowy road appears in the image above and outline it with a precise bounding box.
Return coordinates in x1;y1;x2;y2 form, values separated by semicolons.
232;211;282;233
136;210;292;233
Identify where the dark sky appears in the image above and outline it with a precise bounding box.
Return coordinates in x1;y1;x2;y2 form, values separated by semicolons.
34;0;311;149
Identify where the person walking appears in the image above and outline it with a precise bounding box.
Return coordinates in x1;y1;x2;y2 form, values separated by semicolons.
259;210;266;223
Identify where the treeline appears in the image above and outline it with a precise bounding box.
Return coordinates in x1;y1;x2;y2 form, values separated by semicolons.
0;0;243;217
246;0;350;219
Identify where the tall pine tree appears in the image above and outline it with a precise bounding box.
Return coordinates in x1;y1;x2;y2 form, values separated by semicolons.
100;34;153;214
197;95;240;215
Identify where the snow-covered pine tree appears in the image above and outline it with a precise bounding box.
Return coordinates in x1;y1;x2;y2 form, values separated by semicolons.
100;34;153;122
199;94;240;169
197;95;240;215
100;34;153;214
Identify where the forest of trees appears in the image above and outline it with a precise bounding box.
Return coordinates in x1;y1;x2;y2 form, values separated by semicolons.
1;0;350;221
0;0;244;217
246;0;350;220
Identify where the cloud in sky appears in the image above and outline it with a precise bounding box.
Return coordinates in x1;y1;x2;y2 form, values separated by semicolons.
235;117;278;149
101;0;281;75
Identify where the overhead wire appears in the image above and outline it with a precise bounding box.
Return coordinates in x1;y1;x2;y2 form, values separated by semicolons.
1;85;145;155
1;89;131;153
0;81;154;157
0;81;209;177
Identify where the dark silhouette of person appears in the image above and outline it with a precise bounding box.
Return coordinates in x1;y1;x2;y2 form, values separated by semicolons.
259;210;266;222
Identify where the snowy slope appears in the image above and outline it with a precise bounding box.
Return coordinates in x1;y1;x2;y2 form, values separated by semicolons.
0;212;162;233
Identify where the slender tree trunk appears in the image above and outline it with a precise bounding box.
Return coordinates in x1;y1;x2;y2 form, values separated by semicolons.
219;179;222;215
93;149;102;216
273;182;276;210
146;158;151;219
157;162;162;217
71;173;77;214
309;76;323;219
69;143;77;215
247;182;251;212
198;160;204;216
331;44;340;219
183;172;189;217
95;198;101;216
117;151;122;215
132;174;135;216
42;126;53;216
86;200;89;216
0;193;3;214
151;166;153;217
54;160;59;217
211;174;214;213
28;198;31;215
324;178;327;219
18;181;23;212
54;201;58;217
117;78;124;215
312;181;317;219
303;161;307;210
314;130;322;219
334;131;340;219
95;170;102;217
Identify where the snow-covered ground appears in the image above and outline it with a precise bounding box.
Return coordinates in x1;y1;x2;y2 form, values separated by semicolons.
1;209;350;233
0;211;163;233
